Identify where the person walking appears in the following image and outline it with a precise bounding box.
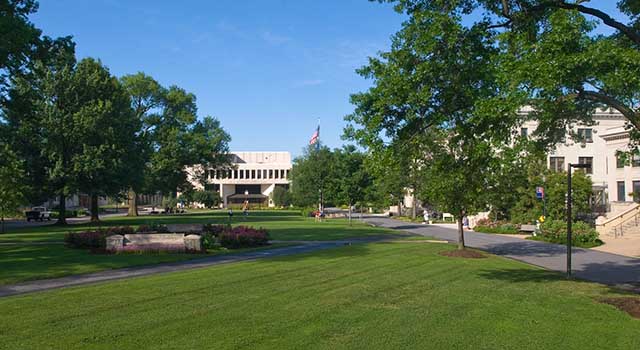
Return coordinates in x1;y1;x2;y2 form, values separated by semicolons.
242;200;249;218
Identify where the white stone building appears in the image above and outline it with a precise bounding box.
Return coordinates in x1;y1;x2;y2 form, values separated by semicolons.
191;151;292;208
520;107;640;215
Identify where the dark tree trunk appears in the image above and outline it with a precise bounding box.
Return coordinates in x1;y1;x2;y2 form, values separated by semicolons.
457;214;466;250
90;194;100;222
411;195;417;219
1;216;4;234
56;193;67;225
127;188;138;216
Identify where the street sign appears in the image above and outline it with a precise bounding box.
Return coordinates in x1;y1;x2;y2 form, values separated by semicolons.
536;186;545;199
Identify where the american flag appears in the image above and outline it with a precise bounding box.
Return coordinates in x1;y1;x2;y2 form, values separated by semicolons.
309;125;319;146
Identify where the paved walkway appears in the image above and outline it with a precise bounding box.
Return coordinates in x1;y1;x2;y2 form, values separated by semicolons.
365;217;640;287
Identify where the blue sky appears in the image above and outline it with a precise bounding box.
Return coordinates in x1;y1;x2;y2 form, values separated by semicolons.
31;0;405;157
31;1;625;157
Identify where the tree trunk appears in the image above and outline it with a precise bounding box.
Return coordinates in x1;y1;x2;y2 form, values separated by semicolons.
411;195;417;220
457;215;465;250
348;202;352;226
127;188;138;216
1;216;4;234
90;194;100;222
56;193;67;225
398;200;403;216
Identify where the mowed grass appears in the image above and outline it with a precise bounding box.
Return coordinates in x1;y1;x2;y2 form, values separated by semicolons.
0;243;638;349
0;211;398;285
0;210;394;243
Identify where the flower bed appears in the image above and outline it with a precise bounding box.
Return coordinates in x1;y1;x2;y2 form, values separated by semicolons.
64;226;135;249
219;226;270;249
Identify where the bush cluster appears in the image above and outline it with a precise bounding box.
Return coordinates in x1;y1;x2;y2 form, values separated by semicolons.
473;219;519;234
218;226;270;249
136;223;169;233
538;220;601;247
64;226;135;249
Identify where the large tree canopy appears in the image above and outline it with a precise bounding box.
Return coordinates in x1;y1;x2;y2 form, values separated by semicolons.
376;0;640;147
120;73;231;212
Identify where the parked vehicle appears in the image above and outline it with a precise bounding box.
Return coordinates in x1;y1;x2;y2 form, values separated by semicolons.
25;207;52;222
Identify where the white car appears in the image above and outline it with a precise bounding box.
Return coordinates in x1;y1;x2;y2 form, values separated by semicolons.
25;207;52;222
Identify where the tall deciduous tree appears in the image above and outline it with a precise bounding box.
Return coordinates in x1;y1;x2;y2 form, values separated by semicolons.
333;146;373;224
0;142;26;233
0;0;41;98
290;145;336;209
121;74;231;210
347;3;523;249
120;73;164;216
378;0;640;147
70;59;140;222
6;56;140;224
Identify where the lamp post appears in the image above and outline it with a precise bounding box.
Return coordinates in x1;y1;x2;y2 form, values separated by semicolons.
567;163;590;278
542;175;546;219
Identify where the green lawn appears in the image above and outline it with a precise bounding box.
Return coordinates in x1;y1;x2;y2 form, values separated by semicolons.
0;242;638;349
0;210;394;243
0;211;399;285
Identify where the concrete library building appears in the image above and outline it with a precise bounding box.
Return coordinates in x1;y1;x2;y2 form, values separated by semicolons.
194;152;292;208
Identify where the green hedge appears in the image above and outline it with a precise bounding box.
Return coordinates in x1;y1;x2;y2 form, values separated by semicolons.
531;220;602;248
473;223;519;234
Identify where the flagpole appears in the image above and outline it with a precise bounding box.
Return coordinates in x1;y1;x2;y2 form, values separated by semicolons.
316;118;322;214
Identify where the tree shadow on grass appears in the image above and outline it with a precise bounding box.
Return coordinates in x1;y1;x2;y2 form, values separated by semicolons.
483;240;590;257
477;268;567;284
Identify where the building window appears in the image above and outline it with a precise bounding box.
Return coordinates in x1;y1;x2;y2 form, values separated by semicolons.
578;157;593;174
233;170;238;179
617;155;625;169
275;169;280;179
250;170;255;179
520;128;528;137
269;169;273;179
286;170;290;178
577;128;593;143
632;154;640;167
257;169;261;179
618;181;626;201
634;181;640;202
549;157;565;172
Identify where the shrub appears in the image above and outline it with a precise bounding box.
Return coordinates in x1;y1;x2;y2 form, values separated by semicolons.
136;224;153;233
151;222;169;233
104;226;135;235
203;224;227;236
64;230;108;249
538;219;601;247
219;226;270;249
65;226;136;249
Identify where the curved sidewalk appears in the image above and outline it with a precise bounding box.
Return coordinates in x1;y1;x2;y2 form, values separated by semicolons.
365;217;640;289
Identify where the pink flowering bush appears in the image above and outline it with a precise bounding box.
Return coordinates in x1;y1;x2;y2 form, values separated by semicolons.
219;226;270;249
64;226;135;249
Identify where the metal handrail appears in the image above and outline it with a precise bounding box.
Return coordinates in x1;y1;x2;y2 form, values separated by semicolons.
611;213;640;238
